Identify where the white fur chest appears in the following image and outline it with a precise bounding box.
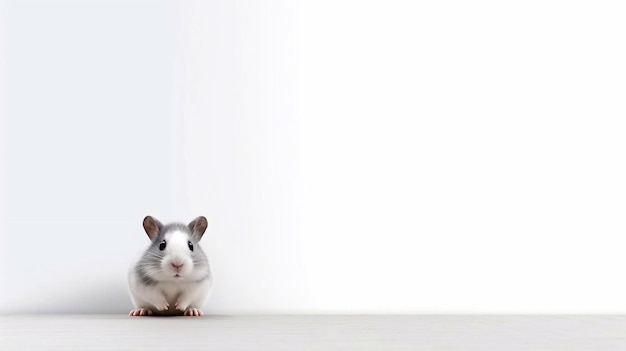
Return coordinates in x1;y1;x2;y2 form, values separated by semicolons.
159;281;194;303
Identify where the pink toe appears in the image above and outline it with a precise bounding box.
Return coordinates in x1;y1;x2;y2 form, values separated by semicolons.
185;308;202;316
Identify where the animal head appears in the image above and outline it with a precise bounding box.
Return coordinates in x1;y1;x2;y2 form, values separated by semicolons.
137;216;210;283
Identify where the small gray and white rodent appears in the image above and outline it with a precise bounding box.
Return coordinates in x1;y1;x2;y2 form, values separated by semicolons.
128;215;212;316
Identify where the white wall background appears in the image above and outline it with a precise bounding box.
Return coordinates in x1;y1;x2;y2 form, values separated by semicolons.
172;0;307;312
1;0;626;314
2;0;178;313
297;0;626;313
0;0;7;310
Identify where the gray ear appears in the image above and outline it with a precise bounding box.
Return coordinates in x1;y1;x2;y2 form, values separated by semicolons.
143;216;162;241
188;216;208;240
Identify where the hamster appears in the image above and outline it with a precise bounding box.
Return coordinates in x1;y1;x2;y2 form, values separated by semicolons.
128;215;212;316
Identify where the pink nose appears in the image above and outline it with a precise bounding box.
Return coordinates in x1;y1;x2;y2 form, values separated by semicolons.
171;262;184;269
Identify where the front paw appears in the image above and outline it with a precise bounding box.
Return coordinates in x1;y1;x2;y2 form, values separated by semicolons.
175;299;191;312
153;299;170;311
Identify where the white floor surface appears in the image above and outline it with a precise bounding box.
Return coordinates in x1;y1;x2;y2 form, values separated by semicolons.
2;315;626;350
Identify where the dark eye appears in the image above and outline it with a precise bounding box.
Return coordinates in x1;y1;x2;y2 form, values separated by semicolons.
188;241;194;251
159;240;166;251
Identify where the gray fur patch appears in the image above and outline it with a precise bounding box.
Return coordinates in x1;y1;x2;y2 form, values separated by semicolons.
136;266;157;286
195;270;211;283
